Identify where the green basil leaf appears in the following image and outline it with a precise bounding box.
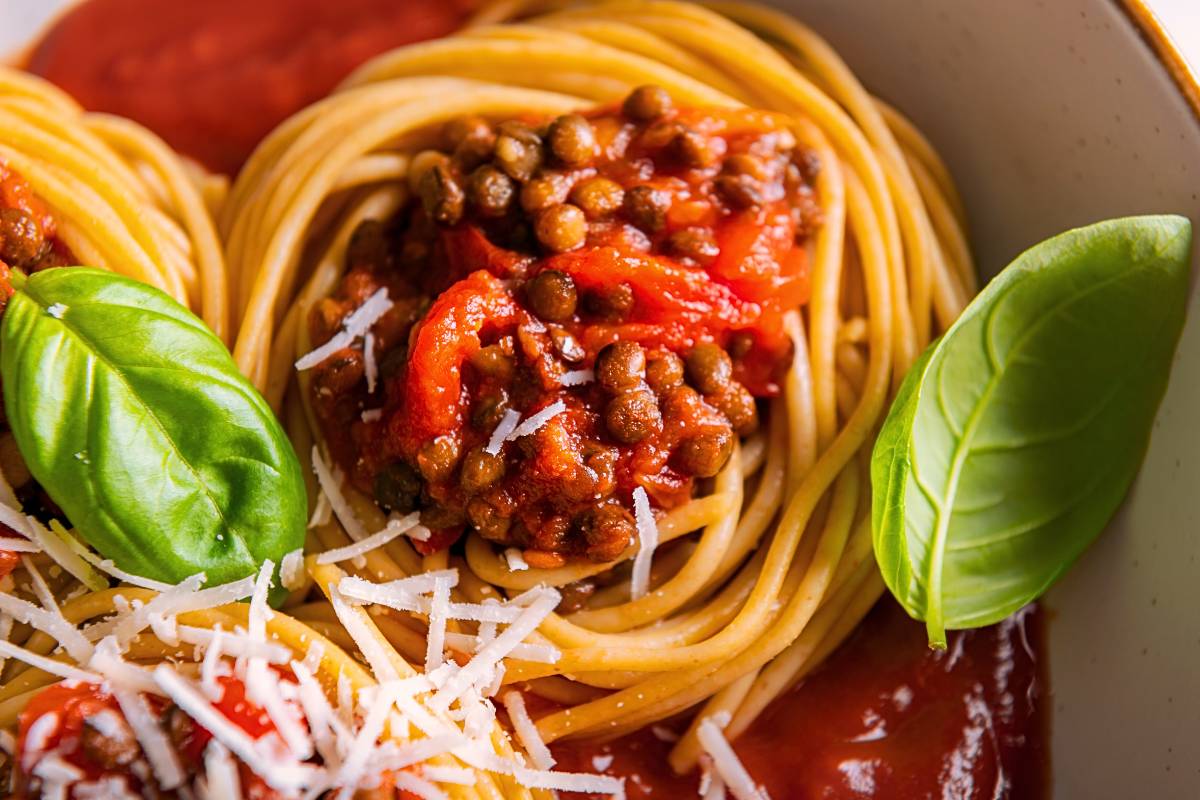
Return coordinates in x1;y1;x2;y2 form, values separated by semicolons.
871;215;1191;646
1;267;306;593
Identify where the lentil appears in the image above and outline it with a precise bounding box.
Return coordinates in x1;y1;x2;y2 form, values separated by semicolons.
596;341;646;392
526;269;578;321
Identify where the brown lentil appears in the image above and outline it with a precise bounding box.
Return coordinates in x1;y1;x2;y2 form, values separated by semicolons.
578;503;637;562
494;121;544;181
686;342;733;394
471;344;515;379
723;153;769;180
472;395;509;431
460;447;505;494
645;351;685;392
716;172;764;209
468;496;512;541
623;85;673;121
535;203;588;253
583;282;635;321
407;150;450;193
547;114;597;167
521;172;571;214
711;382;759;436
595;341;646;392
417;435;461;482
467;165;515;217
674;429;735;478
0;208;44;268
443;115;494;150
666;228;719;265
605;388;661;444
419;164;465;226
373;462;423;513
670;129;719;168
570;176;625;219
622;185;670;233
526;269;578;321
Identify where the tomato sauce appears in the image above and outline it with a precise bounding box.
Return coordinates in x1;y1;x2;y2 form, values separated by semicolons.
553;600;1049;799
25;0;478;175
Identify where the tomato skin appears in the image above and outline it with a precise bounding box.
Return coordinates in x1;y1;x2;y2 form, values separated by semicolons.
390;269;520;456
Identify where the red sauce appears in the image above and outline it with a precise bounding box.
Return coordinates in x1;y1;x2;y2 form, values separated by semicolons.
14;677;288;798
309;103;814;562
26;0;478;175
553;600;1048;799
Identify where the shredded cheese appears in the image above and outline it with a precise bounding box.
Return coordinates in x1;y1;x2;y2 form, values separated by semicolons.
280;549;306;591
502;691;555;769
363;330;379;393
503;548;529;572
629;487;659;600
311;446;369;540
559;368;595;386
506;400;566;442
113;686;185;789
696;714;769;800
485;408;522;456
295;287;393;371
0;640;100;684
316;512;421;564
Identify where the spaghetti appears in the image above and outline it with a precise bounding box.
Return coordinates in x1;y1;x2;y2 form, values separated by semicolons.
221;0;973;777
0;1;980;797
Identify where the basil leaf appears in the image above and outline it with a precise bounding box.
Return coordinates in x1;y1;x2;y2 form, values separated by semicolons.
871;216;1191;646
1;268;306;592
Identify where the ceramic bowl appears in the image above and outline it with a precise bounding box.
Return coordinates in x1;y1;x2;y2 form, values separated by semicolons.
5;1;1200;796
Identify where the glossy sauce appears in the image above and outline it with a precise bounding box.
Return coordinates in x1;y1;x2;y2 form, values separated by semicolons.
26;0;477;175
553;600;1048;799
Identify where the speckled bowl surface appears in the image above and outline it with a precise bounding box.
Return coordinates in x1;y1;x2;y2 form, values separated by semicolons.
5;1;1200;797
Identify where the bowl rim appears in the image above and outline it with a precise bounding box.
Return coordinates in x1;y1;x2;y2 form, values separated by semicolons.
1121;0;1200;124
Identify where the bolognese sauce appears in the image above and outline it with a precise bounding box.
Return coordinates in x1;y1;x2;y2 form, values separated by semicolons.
307;86;820;564
0;164;75;578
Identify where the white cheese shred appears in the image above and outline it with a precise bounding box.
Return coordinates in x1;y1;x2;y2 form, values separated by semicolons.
558;369;595;387
629;487;659;600
280;548;306;591
501;691;555;770
295;287;393;371
505;400;566;442
311;446;369;540
113;686;186;789
200;740;242;800
696;714;769;800
316;512;421;564
485;408;522;456
364;330;379;393
503;548;529;572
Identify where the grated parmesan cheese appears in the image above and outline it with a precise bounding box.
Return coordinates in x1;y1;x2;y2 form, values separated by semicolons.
485;408;522;456
559;368;595;387
363;330;379;393
629;487;659;600
311;447;369;540
506;400;566;442
316;512;421;564
696;714;769;800
113;687;185;789
200;740;242;800
0;640;99;684
295;287;393;371
361;408;383;423
502;691;555;769
280;549;306;591
503;548;529;572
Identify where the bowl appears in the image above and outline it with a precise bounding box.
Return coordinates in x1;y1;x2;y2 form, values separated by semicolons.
771;2;1200;796
5;1;1199;796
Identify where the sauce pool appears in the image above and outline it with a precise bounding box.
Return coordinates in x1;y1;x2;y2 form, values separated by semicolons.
552;600;1048;799
26;0;478;175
